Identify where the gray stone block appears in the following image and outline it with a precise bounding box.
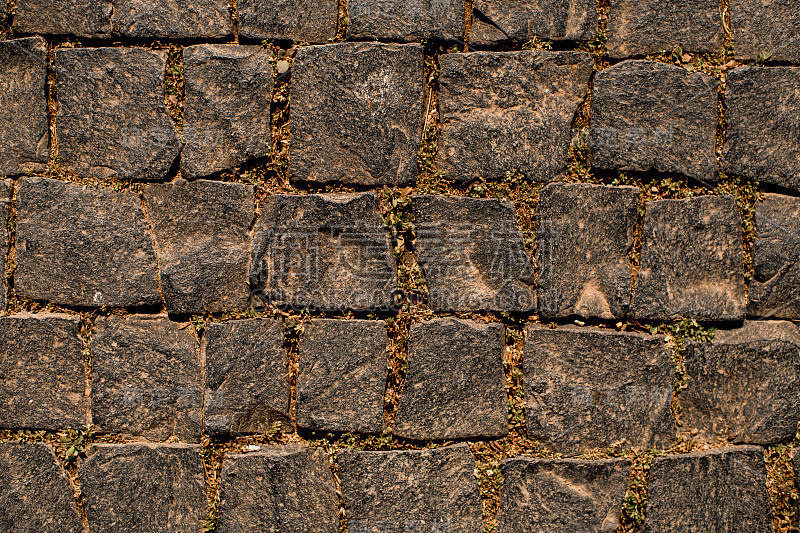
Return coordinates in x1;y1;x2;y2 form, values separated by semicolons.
182;44;272;178
142;180;254;314
607;0;724;58
0;37;49;176
470;0;597;45
748;194;800;318
0;442;82;533
249;192;398;311
394;318;508;440
438;51;593;183
497;457;631;533
289;43;424;185
723;67;800;193
14;0;112;37
79;443;206;533
111;0;232;38
55;47;181;181
217;446;339;533
537;183;639;319
204;319;290;436
0;314;87;430
338;444;483;533
682;320;800;445
14;177;161;308
297;319;388;434
731;0;800;64
0;179;10;311
630;196;746;321
412;195;536;312
347;0;465;41
643;446;771;533
524;326;675;454
91;316;202;442
589;60;718;182
238;0;338;42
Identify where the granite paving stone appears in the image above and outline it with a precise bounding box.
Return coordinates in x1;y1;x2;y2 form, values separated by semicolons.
238;0;338;42
347;0;465;41
470;0;597;44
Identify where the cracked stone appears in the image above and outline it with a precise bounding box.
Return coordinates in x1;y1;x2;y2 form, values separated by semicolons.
55;47;181;181
347;0;465;41
438;51;593;183
204;319;290;436
297;319;388;434
0;442;82;533
91;316;202;442
606;0;724;58
143;180;254;314
289;43;424;185
748;194;800;318
0;37;49;176
524;326;675;454
0;314;86;431
338;444;483;533
537;183;639;319
182;44;272;178
589;60;718;182
412;195;536;312
238;0;338;42
79;443;205;533
111;0;232;38
681;321;800;445
497;457;631;533
394;318;508;440
731;0;800;64
723;66;800;193
470;0;597;45
643;446;771;533
14;0;112;37
14;177;161;308
630;196;746;321
249;192;398;311
217;446;339;533
0;179;10;312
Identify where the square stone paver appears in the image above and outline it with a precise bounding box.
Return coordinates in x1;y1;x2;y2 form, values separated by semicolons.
470;0;597;45
0;179;10;311
238;0;338;42
111;0;232;38
347;0;465;41
14;0;112;37
731;0;800;64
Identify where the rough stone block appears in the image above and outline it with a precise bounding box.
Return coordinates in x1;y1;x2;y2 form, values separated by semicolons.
412;195;536;312
347;0;464;41
0;37;49;176
142;180;254;314
0;179;10;311
723;67;800;193
55;47;181;181
643;446;771;533
182;45;272;178
681;321;800;445
748;194;800;318
14;0;112;37
14;177;161;308
537;183;639;319
0;314;87;430
338;444;483;533
249;192;398;311
297;319;388;434
217;446;339;533
497;457;631;533
0;442;82;533
525;326;675;454
731;0;800;64
471;0;597;44
394;318;507;440
607;0;724;58
589;60;718;182
92;316;202;442
238;0;338;42
79;444;206;533
111;0;232;38
204;319;290;436
289;43;423;185
438;51;593;183
630;196;746;321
